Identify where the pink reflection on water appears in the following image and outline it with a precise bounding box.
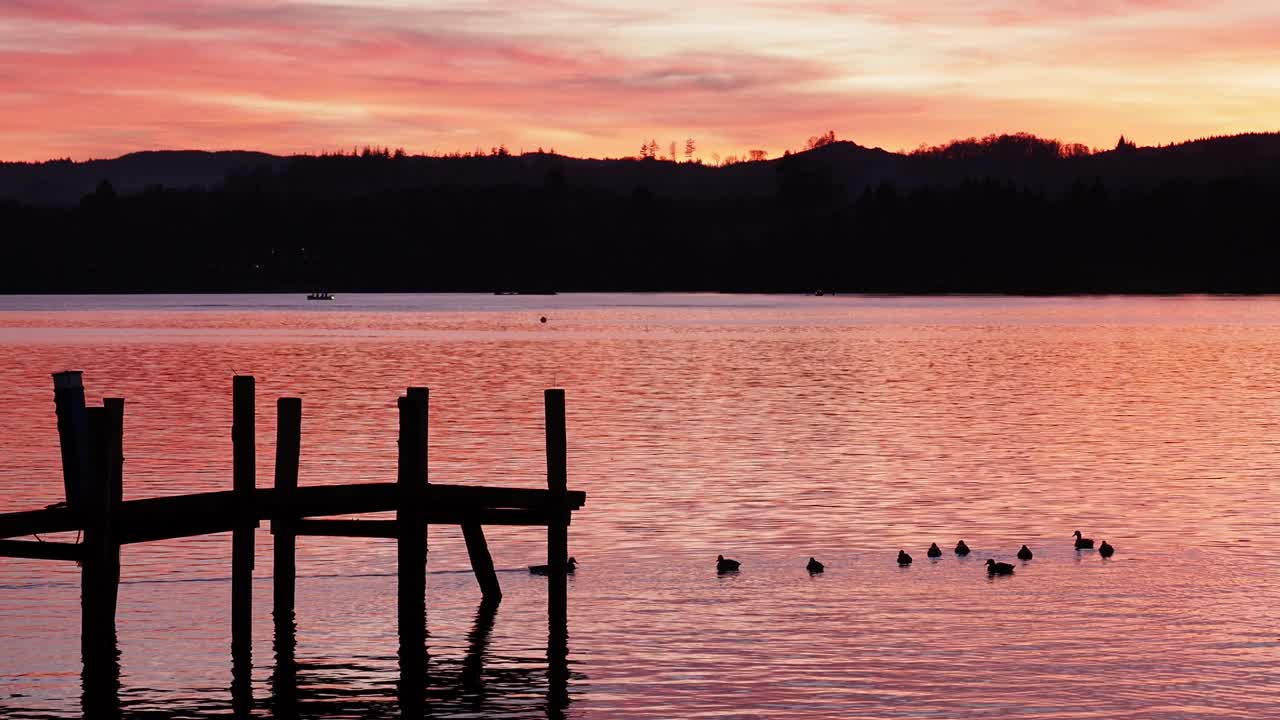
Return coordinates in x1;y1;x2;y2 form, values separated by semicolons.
1;295;1279;718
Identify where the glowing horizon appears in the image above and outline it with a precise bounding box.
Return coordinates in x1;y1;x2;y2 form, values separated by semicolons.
2;1;1278;162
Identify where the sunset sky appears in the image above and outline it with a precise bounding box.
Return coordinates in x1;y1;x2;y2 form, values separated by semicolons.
1;0;1277;162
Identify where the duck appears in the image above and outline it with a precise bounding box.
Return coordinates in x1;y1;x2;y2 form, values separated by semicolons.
927;543;942;558
897;550;912;565
1016;545;1033;561
716;555;741;573
528;557;577;575
1072;530;1094;550
1099;540;1115;558
954;540;971;556
806;557;824;573
986;559;1015;575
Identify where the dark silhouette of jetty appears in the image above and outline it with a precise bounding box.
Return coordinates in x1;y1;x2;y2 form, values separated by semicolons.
0;371;586;713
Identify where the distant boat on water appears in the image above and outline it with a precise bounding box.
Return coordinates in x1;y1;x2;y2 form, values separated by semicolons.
307;292;334;301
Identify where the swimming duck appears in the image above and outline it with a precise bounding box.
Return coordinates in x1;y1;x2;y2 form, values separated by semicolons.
717;555;741;573
1016;545;1033;561
806;557;824;573
954;540;971;556
528;557;577;575
986;559;1015;575
927;543;942;558
1072;530;1094;549
1099;540;1115;558
897;550;912;565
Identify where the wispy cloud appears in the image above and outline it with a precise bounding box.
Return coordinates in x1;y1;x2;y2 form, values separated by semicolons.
0;0;1277;160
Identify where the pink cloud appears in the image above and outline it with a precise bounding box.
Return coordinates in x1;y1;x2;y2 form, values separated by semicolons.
0;1;1277;161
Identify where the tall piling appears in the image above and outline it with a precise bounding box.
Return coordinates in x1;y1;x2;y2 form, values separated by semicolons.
272;398;302;643
544;388;569;685
80;402;120;666
231;376;256;681
52;371;90;511
397;387;429;694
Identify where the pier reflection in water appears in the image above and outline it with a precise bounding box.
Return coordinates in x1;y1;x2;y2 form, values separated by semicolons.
77;597;573;719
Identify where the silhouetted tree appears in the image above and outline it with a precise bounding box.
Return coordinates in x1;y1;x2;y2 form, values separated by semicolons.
807;131;837;150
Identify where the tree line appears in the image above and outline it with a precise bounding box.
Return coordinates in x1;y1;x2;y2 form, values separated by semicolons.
2;132;1279;293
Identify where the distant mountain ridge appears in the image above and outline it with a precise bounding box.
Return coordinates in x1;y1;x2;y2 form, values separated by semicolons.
4;132;1280;206
0;151;284;205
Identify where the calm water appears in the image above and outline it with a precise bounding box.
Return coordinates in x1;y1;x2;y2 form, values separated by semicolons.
1;293;1278;719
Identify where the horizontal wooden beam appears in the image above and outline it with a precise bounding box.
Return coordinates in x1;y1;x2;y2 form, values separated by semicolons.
0;506;81;539
0;539;85;562
0;483;585;540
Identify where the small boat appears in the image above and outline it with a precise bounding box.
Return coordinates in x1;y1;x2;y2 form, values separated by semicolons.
1099;540;1115;558
927;543;942;558
806;557;824;573
529;557;577;575
1017;545;1033;561
717;555;740;573
986;559;1015;575
307;292;334;301
954;540;971;556
1073;530;1094;550
897;550;912;565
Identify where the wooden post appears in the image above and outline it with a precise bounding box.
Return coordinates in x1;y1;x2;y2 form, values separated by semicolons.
397;388;428;692
272;398;302;642
84;399;124;718
462;521;502;602
101;399;123;627
52;371;90;510
80;405;117;662
272;402;301;720
544;388;569;671
231;376;256;670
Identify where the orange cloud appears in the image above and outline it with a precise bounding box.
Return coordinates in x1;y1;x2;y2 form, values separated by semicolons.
0;1;1277;161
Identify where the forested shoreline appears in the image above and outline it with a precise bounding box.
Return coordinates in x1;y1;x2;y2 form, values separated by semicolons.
3;133;1279;294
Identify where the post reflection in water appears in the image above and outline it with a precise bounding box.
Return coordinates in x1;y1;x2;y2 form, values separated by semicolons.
271;610;298;720
67;598;577;719
547;605;570;719
232;630;253;718
258;598;574;719
80;630;120;720
463;598;499;696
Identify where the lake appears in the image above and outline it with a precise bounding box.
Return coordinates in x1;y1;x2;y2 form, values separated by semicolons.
1;293;1278;718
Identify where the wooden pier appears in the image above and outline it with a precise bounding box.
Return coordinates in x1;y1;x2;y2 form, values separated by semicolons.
0;372;585;711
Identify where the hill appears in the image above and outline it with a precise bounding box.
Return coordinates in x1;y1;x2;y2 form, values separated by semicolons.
2;132;1280;294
